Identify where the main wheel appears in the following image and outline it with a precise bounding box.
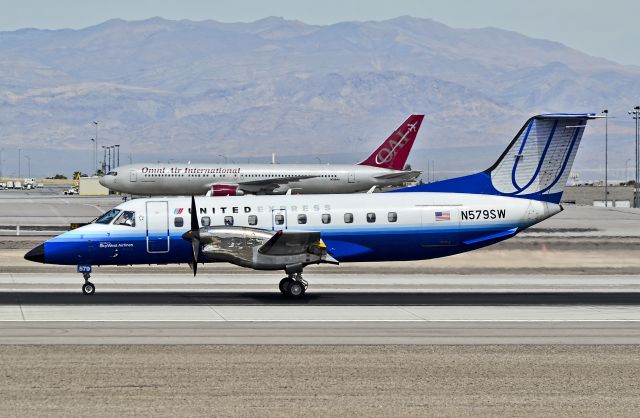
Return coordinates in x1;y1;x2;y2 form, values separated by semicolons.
288;281;305;298
279;277;291;295
82;281;95;295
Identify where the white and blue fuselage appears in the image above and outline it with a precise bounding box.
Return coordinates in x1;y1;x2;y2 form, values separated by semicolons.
37;192;559;267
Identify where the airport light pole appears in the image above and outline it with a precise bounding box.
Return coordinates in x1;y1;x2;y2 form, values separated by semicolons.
115;145;120;168
17;148;21;178
90;138;95;174
24;156;30;178
630;106;640;208
102;146;107;174
93;121;99;172
602;109;609;207
0;148;3;180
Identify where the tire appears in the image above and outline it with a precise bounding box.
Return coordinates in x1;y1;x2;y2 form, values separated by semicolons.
288;282;305;298
82;282;95;295
279;278;290;295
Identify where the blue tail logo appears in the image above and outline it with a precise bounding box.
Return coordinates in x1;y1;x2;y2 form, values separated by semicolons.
392;113;596;203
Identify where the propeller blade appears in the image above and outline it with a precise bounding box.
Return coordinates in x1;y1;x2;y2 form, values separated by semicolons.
191;237;200;276
185;195;200;276
191;195;199;231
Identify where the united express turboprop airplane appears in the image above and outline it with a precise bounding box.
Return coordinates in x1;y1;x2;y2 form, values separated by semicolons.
26;114;594;297
99;115;424;196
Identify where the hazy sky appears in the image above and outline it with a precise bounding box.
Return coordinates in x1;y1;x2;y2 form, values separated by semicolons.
0;0;638;66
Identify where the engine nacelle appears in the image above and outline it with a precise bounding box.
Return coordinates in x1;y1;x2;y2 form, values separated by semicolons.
210;184;244;196
198;226;336;271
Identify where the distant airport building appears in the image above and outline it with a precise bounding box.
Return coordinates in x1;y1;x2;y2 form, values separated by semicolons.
562;185;635;207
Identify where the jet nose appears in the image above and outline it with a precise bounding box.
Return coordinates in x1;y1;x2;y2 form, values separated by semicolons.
99;176;110;187
24;243;45;263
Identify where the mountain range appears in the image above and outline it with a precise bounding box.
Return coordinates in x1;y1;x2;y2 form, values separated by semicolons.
0;16;638;179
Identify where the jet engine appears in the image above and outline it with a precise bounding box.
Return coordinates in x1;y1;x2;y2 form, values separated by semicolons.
209;184;244;196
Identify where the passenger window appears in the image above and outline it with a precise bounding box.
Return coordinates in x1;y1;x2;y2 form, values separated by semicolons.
224;216;234;226
201;216;211;227
297;214;307;224
114;211;136;227
366;212;376;223
248;215;258;226
174;217;184;227
388;212;398;222
322;214;331;224
274;214;285;225
344;213;354;223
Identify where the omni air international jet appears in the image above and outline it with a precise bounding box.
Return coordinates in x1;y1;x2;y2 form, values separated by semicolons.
26;114;594;297
99;115;424;196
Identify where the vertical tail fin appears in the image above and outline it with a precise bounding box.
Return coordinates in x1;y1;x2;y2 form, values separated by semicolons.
488;114;595;201
358;114;424;170
395;113;596;203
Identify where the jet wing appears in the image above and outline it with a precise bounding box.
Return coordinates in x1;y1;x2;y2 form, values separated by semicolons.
374;170;422;181
234;175;319;193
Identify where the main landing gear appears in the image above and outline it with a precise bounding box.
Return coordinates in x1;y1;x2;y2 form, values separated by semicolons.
82;272;95;295
279;272;308;298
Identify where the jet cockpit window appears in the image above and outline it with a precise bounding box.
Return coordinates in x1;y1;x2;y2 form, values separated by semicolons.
106;171;117;176
114;211;136;227
201;216;211;227
95;209;121;224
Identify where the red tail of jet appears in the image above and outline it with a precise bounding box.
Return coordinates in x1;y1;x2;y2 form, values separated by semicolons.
358;114;424;170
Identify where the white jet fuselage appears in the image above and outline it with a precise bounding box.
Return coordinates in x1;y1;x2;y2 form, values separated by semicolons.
100;163;419;195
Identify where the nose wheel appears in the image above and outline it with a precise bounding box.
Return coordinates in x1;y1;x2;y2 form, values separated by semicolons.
279;273;307;298
82;272;95;295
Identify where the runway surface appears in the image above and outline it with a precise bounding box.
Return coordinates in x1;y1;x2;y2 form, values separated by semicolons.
2;272;640;344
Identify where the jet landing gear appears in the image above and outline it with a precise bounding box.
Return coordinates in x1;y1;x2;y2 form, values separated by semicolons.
279;273;307;298
81;272;95;295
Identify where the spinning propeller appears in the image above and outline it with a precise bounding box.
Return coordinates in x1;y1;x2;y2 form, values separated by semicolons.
181;196;200;276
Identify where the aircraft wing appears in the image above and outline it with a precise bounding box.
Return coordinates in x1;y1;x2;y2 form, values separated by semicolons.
374;170;422;181
235;175;319;193
258;230;339;263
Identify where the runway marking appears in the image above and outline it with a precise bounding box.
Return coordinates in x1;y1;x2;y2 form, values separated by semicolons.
2;319;640;323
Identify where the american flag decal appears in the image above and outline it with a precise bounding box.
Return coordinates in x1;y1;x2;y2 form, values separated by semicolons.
435;211;450;221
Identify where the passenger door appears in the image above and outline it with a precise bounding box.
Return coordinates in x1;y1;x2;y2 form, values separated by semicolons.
348;173;355;183
130;170;137;182
146;201;169;253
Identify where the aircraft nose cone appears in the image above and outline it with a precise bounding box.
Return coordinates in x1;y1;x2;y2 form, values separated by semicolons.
24;243;45;263
99;176;109;187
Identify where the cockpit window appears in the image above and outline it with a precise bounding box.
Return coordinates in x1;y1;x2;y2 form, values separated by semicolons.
95;209;121;224
114;211;136;227
106;171;118;176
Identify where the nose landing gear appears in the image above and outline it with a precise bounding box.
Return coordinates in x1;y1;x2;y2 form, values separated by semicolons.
81;272;95;295
279;272;307;298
